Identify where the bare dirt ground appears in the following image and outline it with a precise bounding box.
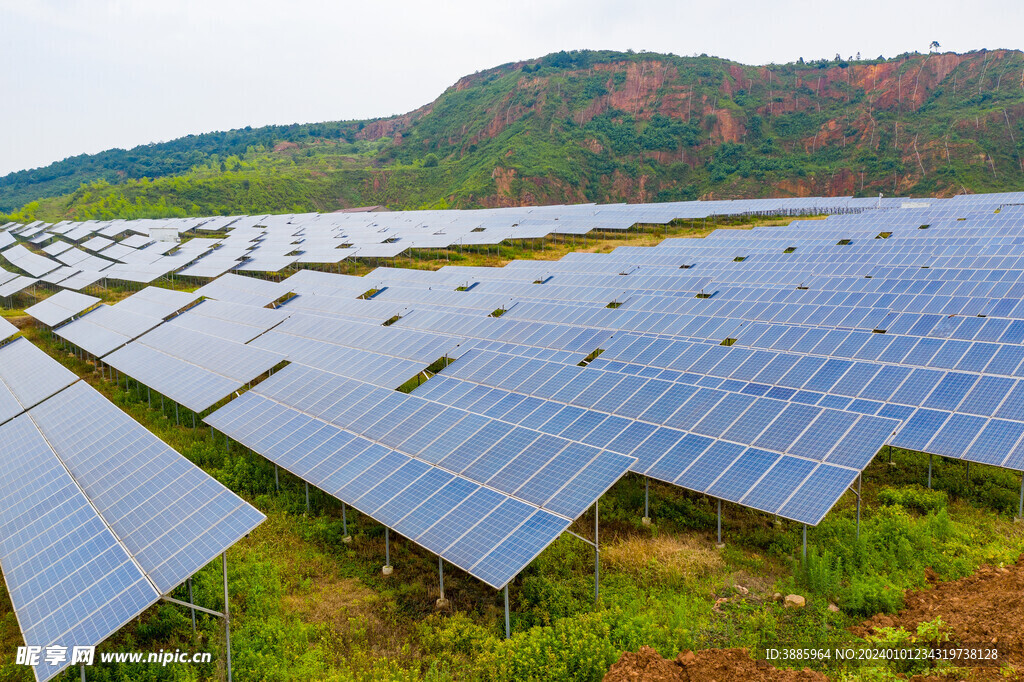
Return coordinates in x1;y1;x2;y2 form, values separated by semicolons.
603;646;827;682
853;558;1024;680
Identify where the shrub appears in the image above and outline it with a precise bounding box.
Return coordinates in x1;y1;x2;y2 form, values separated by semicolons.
796;547;843;598
877;485;947;514
841;574;904;615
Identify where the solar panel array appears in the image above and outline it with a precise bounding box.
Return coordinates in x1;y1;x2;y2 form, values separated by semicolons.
28;190;1024;596
3;193;972;297
0;245;61;278
62;278;635;589
0;336;265;682
195;193;1024;544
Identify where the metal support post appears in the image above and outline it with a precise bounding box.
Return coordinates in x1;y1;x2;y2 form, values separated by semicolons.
642;478;651;525
966;461;971;485
436;557;448;608
1019;474;1024;521
342;503;351;542
802;524;808;561
504;585;510;639
188;578;196;634
383;528;393;575
856;474;862;540
716;499;723;547
305;482;310;513
223;552;232;682
928;454;933;489
594;500;600;602
274;465;279;491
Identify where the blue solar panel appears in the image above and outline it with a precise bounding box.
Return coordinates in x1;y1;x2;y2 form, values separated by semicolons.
707;449;779;502
678;441;745;491
31;382;266;593
691;393;756;437
923;373;978;411
0;339;79;424
207;360;636;588
965;420;1024;467
0;414;159;682
891;409;951;451
417;487;506;552
753;403;820;452
471;511;568;588
926;413;987;459
0;362;264;682
778;465;858;525
740;456;818;513
825;416;896;468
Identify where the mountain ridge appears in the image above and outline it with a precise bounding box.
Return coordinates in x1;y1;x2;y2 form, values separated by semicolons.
4;48;1024;220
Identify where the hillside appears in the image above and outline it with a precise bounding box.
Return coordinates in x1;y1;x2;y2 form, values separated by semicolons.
4;48;1024;220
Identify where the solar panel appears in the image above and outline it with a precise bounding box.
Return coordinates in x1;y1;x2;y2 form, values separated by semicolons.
25;290;101;327
0;368;265;682
0;316;16;341
0;413;159;682
417;349;896;524
0;338;78;425
0;274;38;298
104;324;285;413
195;273;291;307
1;245;61;277
29;382;266;592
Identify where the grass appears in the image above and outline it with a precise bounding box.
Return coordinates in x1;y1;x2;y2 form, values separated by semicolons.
601;535;725;587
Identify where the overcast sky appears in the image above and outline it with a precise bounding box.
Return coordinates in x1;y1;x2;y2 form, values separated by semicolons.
1;0;1021;176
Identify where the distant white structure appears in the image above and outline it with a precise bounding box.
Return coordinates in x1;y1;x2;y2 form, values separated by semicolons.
149;226;180;243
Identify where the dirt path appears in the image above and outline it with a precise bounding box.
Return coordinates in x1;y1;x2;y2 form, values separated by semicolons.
603;646;827;682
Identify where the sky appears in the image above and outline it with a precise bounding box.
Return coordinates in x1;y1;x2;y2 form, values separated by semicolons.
1;0;1022;176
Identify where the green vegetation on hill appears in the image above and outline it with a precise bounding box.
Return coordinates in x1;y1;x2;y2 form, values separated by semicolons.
4;48;1024;222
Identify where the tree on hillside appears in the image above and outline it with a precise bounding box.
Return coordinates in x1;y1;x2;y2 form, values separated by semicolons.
930;41;941;53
